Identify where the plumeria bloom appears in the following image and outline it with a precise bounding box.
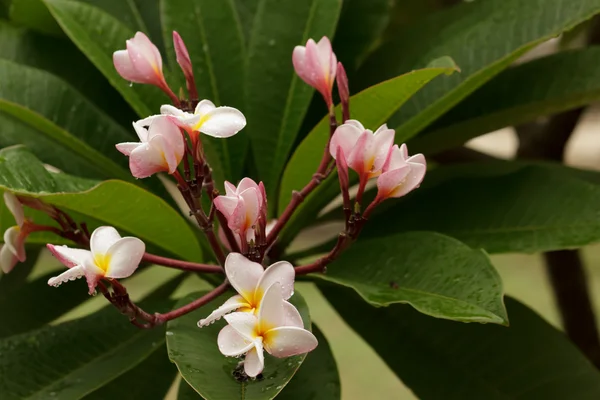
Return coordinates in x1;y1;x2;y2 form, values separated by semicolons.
116;117;185;179
113;32;170;90
329;120;395;186
293;37;337;106
47;226;145;294
376;144;427;200
198;253;302;328
140;100;246;144
213;178;266;241
0;192;27;273
218;282;318;377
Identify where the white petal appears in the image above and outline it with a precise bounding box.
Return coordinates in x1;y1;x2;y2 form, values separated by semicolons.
195;99;216;116
224;312;259;342
160;104;186;117
0;245;17;274
132;121;149;142
224;181;237;196
90;226;122;258
244;342;264;378
198;295;249;327
257;261;295;301
104;237;145;278
217;325;254;357
199;107;246;138
46;244;92;268
3;192;24;227
283;301;304;328
115;142;141;156
258;283;285;331
264;327;318;358
225;253;264;303
47;265;86;287
3;226;20;258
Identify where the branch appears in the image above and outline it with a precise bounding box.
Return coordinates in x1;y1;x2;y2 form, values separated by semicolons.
294;233;348;275
142;253;223;274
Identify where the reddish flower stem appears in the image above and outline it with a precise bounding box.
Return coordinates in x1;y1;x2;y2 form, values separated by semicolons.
142;252;223;274
154;281;229;323
294;233;348;275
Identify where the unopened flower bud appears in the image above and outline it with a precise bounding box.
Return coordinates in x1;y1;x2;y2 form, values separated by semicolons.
293;37;337;107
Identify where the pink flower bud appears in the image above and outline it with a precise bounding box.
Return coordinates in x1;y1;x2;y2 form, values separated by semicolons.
0;192;27;274
329;120;395;181
376;144;426;200
116;116;185;179
173;31;198;99
336;62;350;121
213;178;265;241
113;32;168;88
293;37;337;106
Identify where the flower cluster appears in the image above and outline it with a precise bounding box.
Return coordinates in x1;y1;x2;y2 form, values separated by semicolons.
1;30;426;378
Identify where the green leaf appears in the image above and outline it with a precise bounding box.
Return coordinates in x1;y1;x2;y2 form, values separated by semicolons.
245;0;342;196
364;164;600;254
358;0;600;143
84;343;176;399
0;58;133;180
321;285;600;399
167;290;312;400
161;0;247;182
0;302;169;400
278;324;340;400
316;231;507;324
10;0;63;36
234;0;259;42
277;60;458;243
411;47;600;154
43;0;168;117
0;146;202;261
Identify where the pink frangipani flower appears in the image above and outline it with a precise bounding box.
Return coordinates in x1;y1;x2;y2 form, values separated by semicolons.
376;144;426;200
198;253;302;328
293;37;337;106
116;116;185;179
213;178;265;240
47;226;145;294
218;282;317;377
0;192;27;273
113;32;168;88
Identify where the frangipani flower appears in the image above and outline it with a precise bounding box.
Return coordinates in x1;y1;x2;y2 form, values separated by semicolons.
113;32;168;89
47;226;145;294
376;144;426;200
198;253;302;328
218;282;318;377
293;37;337;106
141;100;246;141
116;117;184;179
329;120;395;184
213;178;266;240
0;192;27;273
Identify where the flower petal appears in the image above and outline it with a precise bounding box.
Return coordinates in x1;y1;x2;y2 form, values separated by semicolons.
292;45;309;84
47;265;86;288
0;244;17;273
258;282;285;332
239;187;260;232
195;99;216;116
372;126;396;172
213;195;239;220
264;326;318;358
224;253;264;303
3;226;21;260
347;131;371;175
330;121;363;159
90;226;122;258
126;33;163;85
160;105;186;117
198;295;249;327
224;312;259;342
115;142;141;156
224;181;237;196
217;325;255;357
377;165;411;199
4;192;24;227
46;244;92;268
112;50;138;82
236;178;259;194
389;163;427;198
257;261;295;301
283;301;304;328
244;342;265;378
105;237;145;279
199;107;246;138
128;137;171;178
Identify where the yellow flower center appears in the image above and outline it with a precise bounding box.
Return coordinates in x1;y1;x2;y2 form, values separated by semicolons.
192;114;211;131
94;253;112;272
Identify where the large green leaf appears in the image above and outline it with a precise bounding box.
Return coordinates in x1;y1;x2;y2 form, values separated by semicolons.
167;290;312;400
277;60;458;244
412;47;600;154
0;302;169;400
364;164;600;254
278;325;340;400
245;0;342;195
359;0;600;142
0;58;133;180
316;231;507;324
161;0;247;182
0;146;202;261
43;0;169;117
322;285;600;399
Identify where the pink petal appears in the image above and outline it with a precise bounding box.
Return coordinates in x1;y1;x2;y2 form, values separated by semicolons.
244;343;265;378
3;192;24;227
217;325;254;357
115;142;140;156
257;261;295;300
46;244;92;269
316;36;336;89
128;137;171;178
371;126;396;173
257;283;285;331
229;196;248;233
239;187;260;232
131;32;162;70
224;253;264;303
104;237;145;279
214;195;240;220
264;326;318;358
224;181;237;196
173;31;194;82
389;163;427;198
126;34;164;86
0;244;18;273
236;178;259;194
132;121;149;141
292;45;309;84
329;121;363;159
376;165;411;199
347;131;371;176
113;50;139;82
198;295;248;327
